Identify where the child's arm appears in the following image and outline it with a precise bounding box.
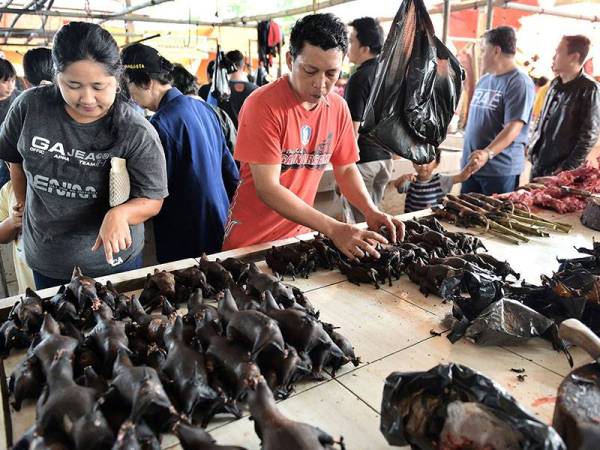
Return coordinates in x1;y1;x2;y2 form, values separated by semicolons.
393;173;416;193
9;163;26;207
452;164;476;184
0;204;22;244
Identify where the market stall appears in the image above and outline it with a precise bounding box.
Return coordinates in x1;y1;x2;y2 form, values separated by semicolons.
0;207;594;449
1;1;600;448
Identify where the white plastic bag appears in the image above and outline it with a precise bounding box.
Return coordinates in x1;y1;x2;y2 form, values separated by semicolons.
109;157;130;207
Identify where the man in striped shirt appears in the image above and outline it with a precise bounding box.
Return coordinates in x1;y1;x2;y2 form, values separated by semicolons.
394;150;474;213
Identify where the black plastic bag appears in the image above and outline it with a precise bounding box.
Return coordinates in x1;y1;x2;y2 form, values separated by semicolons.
380;363;566;449
446;296;569;361
514;287;600;338
447;270;505;307
462;298;554;346
360;0;464;164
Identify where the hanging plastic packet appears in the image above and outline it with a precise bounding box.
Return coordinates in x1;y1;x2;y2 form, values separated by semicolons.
209;45;231;105
360;0;464;164
109;157;130;207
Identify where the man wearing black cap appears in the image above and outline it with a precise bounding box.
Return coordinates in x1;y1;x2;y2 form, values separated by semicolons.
122;43;239;263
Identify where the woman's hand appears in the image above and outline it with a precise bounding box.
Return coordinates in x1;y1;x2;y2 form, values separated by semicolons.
92;207;132;264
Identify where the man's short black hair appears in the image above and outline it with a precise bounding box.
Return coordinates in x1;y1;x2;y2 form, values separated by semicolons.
171;63;198;95
23;47;53;86
289;13;348;59
0;58;16;82
483;26;517;55
563;35;591;65
206;60;215;79
349;17;384;55
225;50;244;70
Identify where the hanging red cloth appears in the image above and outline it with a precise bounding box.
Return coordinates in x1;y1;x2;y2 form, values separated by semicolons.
267;20;282;48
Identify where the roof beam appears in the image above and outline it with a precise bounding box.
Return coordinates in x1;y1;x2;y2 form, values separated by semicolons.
98;0;173;24
106;0;172;16
0;6;252;26
380;0;600;23
218;0;358;25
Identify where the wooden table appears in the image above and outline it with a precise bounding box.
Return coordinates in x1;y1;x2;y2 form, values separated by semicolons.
1;210;595;449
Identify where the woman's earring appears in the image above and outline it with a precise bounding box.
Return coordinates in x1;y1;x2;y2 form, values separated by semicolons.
116;86;122;93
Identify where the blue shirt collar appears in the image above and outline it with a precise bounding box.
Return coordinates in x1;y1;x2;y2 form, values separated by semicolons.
158;87;183;109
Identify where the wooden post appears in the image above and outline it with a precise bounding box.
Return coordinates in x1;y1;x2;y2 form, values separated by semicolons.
486;0;494;30
442;0;451;44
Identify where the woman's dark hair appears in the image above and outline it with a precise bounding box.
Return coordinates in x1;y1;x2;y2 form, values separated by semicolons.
52;22;125;150
52;21;123;79
435;148;442;165
0;58;16;81
349;17;384;55
289;13;348;59
23;47;53;86
171;63;198;95
483;26;517;55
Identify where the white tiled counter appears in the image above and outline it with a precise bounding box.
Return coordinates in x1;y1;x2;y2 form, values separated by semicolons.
1;209;595;450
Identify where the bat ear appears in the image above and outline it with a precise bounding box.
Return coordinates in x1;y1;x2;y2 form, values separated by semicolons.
72;266;83;278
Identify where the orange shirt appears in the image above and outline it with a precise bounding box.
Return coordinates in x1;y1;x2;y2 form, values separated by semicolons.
222;75;359;250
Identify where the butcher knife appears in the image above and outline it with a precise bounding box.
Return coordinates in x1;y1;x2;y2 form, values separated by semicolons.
559;186;600;198
552;319;600;450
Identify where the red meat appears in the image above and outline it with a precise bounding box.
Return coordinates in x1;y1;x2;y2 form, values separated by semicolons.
497;159;600;213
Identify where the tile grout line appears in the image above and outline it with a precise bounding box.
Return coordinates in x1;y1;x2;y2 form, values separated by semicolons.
302;279;346;293
203;337;441;437
382;286;567;379
187;333;438;446
326;335;447;417
325;334;437;380
499;345;570;379
196;377;336;436
381;284;446;318
333;376;381;416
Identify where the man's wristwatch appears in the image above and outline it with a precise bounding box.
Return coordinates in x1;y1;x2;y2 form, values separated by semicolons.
486;149;496;160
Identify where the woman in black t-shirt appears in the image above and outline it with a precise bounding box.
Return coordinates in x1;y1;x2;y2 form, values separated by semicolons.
0;22;168;289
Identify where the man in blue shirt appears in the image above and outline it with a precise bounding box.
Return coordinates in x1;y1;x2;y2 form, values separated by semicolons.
461;26;535;195
122;44;240;263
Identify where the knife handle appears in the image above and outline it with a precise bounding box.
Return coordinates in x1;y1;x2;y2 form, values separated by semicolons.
559;318;600;360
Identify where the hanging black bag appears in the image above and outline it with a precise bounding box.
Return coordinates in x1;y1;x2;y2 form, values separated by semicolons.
360;0;464;164
210;45;231;103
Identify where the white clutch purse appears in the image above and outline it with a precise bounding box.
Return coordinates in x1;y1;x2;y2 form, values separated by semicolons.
109;157;130;207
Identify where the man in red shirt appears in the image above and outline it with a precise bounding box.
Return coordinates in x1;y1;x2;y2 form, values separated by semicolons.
223;13;403;260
